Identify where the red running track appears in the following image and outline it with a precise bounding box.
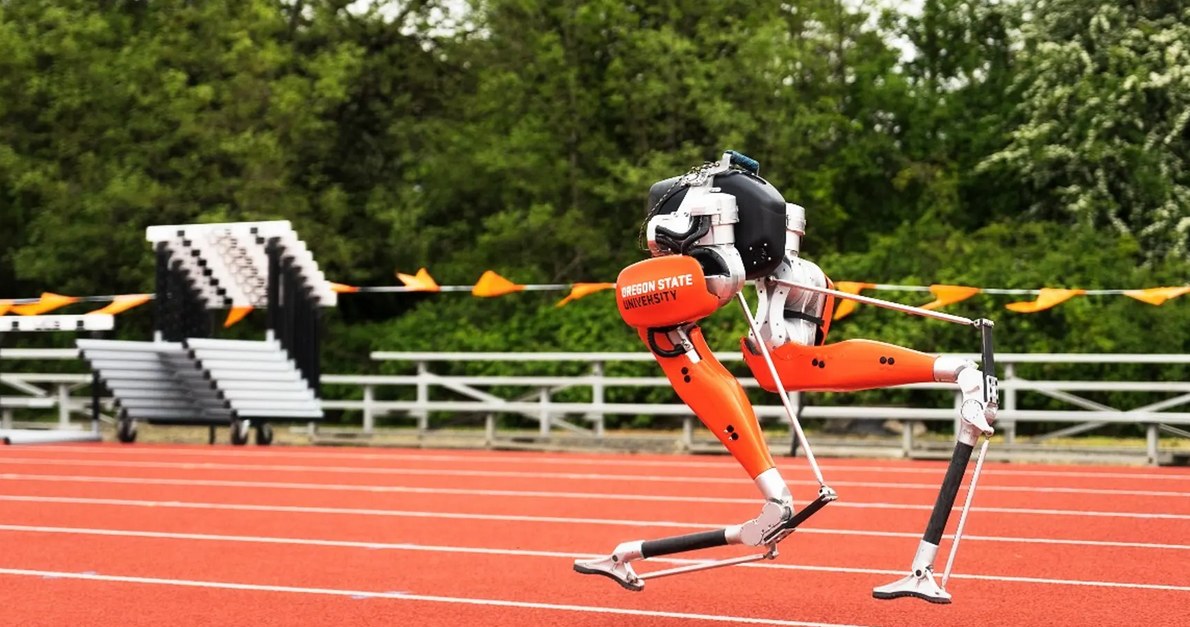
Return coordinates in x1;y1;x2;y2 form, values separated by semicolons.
0;443;1187;626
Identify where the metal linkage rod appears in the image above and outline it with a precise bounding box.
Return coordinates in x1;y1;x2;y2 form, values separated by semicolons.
639;552;772;581
775;280;977;327
735;293;830;488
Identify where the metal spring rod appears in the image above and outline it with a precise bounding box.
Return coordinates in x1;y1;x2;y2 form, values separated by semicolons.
735;293;829;487
774;280;978;327
941;436;991;589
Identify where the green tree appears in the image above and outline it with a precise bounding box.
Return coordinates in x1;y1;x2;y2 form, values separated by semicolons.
887;0;1022;232
399;0;919;288
0;0;458;304
979;0;1190;263
0;1;348;294
282;0;469;294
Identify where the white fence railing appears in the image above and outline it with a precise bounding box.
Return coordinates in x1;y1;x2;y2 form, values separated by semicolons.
2;349;1188;463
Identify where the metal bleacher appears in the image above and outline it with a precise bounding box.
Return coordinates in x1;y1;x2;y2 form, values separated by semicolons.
0;314;114;445
78;337;322;444
76;338;230;426
185;338;322;421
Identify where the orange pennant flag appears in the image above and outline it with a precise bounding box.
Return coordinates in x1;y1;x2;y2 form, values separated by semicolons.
472;270;524;298
1123;286;1190;306
223;306;253;328
0;300;10;316
10;292;79;316
396;268;441;293
555;282;615;307
88;294;152;316
921;284;981;311
329;282;360;294
1005;288;1086;313
831;282;874;321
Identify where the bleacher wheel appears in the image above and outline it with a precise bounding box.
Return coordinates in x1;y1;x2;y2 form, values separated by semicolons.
255;423;274;446
116;419;137;444
230;419;251;446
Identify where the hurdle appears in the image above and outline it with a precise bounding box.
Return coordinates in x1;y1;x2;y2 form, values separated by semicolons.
78;221;335;445
1;314;114;445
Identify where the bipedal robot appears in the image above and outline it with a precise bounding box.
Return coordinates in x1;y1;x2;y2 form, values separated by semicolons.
574;151;1000;603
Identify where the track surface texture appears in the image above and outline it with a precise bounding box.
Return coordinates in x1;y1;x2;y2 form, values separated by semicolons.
1;443;1187;626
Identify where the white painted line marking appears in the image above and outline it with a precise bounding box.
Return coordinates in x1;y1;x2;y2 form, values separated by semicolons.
4;468;1184;499
0;567;867;627
2;473;1188;546
0;455;785;484
2;525;1188;593
6;475;1190;540
2;457;1187;504
14;445;1190;481
2;492;1186;551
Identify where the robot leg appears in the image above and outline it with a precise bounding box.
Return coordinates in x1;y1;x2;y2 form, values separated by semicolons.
647;324;788;493
571;323;801;591
576;252;806;590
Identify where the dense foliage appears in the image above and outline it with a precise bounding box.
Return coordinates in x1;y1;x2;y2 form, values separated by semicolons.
1;0;1186;371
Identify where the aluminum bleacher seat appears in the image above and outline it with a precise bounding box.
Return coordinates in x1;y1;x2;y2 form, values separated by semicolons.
77;339;230;442
185;338;323;421
77;337;324;444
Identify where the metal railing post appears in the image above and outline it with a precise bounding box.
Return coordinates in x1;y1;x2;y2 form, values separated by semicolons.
682;416;694;451
362;384;375;434
57;383;70;427
589;361;605;438
902;414;914;457
539;387;551;436
1146;424;1159;465
415;361;429;432
1003;363;1017;444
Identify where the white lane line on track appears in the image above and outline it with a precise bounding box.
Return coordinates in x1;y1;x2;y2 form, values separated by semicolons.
3;457;1187;501
2;492;1187;548
3;474;1189;544
0;567;866;627
0;480;1183;521
13;446;1190;482
2;525;1188;593
4;469;1185;499
1;520;1186;553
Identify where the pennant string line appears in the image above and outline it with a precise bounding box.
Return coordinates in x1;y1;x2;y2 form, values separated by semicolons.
2;283;1185;309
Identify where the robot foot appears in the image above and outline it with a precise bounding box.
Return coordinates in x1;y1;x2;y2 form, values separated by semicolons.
573;555;644;591
872;567;952;604
573;540;646;591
